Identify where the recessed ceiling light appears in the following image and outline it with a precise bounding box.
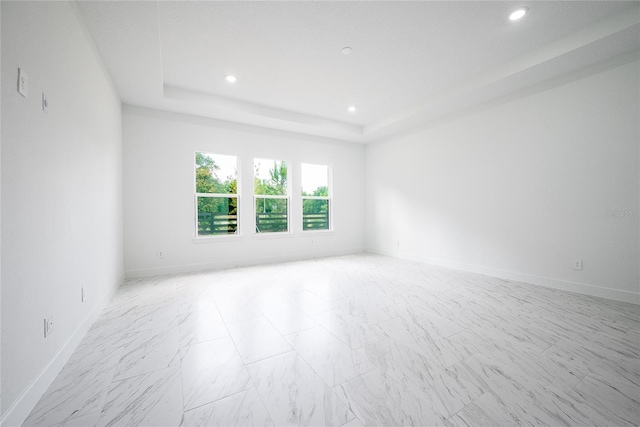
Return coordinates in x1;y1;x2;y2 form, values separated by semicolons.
342;47;352;55
348;105;357;113
226;75;237;83
509;7;528;21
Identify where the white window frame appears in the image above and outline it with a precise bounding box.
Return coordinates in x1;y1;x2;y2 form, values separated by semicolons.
301;163;331;232
194;152;240;239
254;159;290;234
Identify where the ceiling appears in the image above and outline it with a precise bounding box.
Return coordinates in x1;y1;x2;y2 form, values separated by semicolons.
75;1;640;144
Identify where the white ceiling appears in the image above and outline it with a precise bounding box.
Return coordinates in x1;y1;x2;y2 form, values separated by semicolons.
76;1;640;143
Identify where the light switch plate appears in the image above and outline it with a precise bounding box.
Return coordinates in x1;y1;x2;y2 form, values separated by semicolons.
44;316;54;337
18;68;28;97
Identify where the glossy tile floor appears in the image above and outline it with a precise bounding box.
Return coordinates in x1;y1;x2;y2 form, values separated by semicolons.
25;255;639;426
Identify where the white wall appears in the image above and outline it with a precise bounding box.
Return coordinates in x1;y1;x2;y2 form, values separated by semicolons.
0;2;3;419
123;106;365;277
366;57;640;303
1;2;123;423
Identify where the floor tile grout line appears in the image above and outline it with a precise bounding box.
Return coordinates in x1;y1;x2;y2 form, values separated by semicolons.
307;314;370;351
280;324;373;419
111;360;181;385
185;298;271;419
255;280;380;397
443;390;487;423
567;370;591;395
217;283;293;425
243;349;299;368
181;386;256;415
281;326;346;388
176;349;187;426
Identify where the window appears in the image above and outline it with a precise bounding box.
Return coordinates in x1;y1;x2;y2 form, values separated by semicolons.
301;163;330;231
195;152;238;236
254;158;289;233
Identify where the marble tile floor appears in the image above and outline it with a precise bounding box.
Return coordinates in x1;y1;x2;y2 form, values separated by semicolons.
24;254;639;426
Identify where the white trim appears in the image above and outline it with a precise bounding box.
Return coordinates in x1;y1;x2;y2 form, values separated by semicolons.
0;277;122;427
254;194;288;200
196;193;238;198
193;233;242;242
368;248;640;305
253;158;291;234
300;162;332;232
299;230;334;236
194;151;240;238
250;231;294;240
124;247;363;278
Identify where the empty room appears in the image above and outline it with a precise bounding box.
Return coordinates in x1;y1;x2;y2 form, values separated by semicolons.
1;1;639;426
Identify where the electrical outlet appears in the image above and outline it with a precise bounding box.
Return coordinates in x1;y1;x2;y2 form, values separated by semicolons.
44;316;54;338
18;68;28;97
81;287;86;302
157;251;164;258
573;260;583;270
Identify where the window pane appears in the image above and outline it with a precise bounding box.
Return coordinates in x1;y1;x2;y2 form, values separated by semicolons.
197;196;238;235
255;198;288;233
196;152;237;194
301;163;328;196
254;158;288;196
302;199;329;230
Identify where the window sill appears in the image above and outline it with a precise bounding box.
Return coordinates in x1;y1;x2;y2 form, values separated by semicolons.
299;229;334;236
251;231;295;240
193;234;244;243
192;230;334;242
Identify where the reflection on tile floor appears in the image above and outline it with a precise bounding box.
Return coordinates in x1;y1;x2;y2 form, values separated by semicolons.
24;255;640;426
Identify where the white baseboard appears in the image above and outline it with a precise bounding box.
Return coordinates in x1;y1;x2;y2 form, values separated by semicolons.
125;247;364;278
369;248;640;305
0;277;122;427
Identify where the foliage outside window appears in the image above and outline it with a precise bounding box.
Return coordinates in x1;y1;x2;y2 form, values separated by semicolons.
195;152;238;236
254;159;289;233
301;163;330;231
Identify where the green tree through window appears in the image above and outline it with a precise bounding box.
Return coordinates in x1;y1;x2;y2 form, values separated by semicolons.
195;152;238;236
254;159;289;233
301;163;330;230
